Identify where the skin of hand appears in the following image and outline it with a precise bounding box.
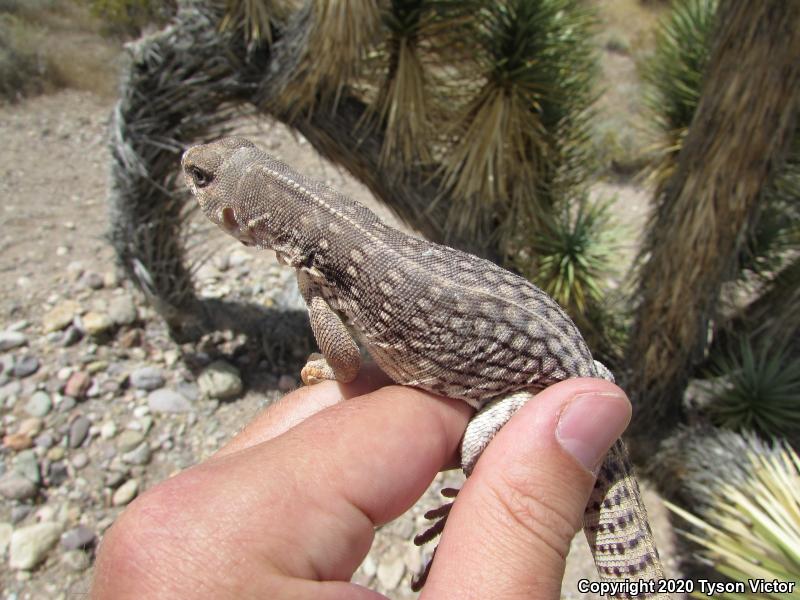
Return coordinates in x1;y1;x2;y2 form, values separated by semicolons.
91;366;630;600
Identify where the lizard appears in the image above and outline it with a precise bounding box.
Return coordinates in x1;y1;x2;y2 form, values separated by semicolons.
181;137;668;598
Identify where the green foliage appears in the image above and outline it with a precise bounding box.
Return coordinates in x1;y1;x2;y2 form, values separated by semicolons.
438;0;598;244
666;436;800;598
703;338;800;441
81;0;174;37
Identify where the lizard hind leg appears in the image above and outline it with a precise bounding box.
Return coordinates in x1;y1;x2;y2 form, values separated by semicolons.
410;389;536;590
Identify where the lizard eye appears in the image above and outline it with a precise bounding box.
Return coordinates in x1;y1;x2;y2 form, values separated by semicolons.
190;166;214;188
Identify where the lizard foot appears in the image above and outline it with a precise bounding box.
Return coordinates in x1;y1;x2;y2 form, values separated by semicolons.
410;487;459;591
300;353;337;385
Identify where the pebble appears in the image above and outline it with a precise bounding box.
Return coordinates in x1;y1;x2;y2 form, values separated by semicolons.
24;391;52;417
108;295;137;326
122;442;151;466
0;331;27;351
61;549;91;572
12;450;40;484
60;525;96;551
105;470;128;488
118;329;142;348
0;473;38;500
80;271;104;290
177;382;199;401
71;453;89;470
112;479;139;506
3;432;33;451
117;430;145;452
82;312;113;337
61;325;82;347
9;522;62;570
12;355;40;378
148;388;192;413
197;360;243;400
34;432;54;449
42;300;81;333
47;462;69;487
68;416;91;448
57;396;77;412
129;366;165;391
46;447;65;461
376;555;406;589
17;417;43;437
64;372;91;398
0;522;12;555
11;505;32;524
100;421;118;440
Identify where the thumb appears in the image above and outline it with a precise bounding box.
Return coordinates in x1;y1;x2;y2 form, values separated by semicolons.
421;378;631;600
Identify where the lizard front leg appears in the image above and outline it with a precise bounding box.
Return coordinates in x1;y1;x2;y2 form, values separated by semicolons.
297;271;360;385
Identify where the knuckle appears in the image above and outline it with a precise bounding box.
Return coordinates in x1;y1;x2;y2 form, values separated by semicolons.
483;468;582;560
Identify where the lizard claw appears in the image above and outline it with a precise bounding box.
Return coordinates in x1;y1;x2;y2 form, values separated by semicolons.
301;353;336;385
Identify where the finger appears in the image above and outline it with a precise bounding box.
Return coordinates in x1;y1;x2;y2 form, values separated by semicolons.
422;378;631;600
94;385;471;599
215;362;394;457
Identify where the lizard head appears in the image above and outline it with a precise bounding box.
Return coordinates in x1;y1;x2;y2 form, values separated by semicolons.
182;137;259;246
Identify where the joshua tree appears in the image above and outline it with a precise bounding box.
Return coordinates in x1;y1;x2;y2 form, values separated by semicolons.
626;0;800;455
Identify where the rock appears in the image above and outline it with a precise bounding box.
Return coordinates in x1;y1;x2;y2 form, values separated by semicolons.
17;419;42;439
0;522;11;555
11;506;32;524
112;479;139;506
24;392;52;417
3;432;33;451
197;361;243;400
376;555;406;590
61;525;95;551
64;372;91;398
108;295;137;326
80;271;104;290
277;374;296;393
86;360;108;374
46;446;65;461
34;432;54;449
57;396;77;412
61;325;82;347
0;331;27;351
117;430;145;452
62;549;91;572
104;269;121;288
68;416;91;448
122;442;151;466
9;522;62;570
42;300;81;333
46;462;69;487
12;355;39;378
118;329;142;348
105;470;128;488
12;450;40;484
71;453;89;470
0;473;38;500
100;421;117;440
129;366;164;391
177;382;199;401
82;311;113;337
148;389;192;413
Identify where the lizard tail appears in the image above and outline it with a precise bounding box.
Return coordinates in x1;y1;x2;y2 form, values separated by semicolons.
583;439;669;599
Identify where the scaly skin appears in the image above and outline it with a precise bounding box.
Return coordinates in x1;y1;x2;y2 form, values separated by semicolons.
182;137;668;598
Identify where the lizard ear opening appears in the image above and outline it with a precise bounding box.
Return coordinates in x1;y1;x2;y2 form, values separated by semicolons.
220;207;240;235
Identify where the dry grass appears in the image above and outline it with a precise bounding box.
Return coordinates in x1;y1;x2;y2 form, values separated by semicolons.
0;0;122;101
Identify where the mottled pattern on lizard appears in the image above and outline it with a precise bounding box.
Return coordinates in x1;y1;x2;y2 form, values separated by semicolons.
182;137;668;598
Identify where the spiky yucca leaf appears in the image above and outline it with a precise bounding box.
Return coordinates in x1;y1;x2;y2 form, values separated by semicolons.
666;437;800;597
220;0;287;48
702;338;800;441
281;0;381;115
439;0;597;242
528;197;620;315
363;0;476;167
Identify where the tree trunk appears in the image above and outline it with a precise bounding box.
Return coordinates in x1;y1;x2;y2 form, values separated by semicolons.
626;1;800;458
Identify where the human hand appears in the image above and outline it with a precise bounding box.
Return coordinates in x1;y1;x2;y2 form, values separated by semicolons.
91;367;630;599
